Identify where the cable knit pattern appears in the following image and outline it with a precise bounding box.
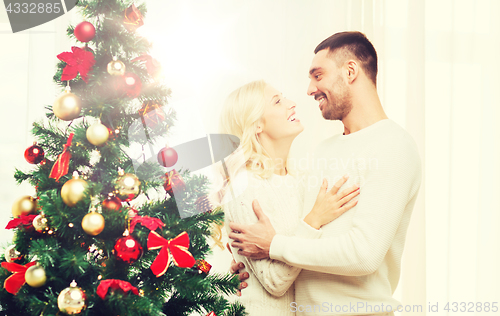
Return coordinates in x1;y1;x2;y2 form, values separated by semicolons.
222;170;313;316
270;119;422;316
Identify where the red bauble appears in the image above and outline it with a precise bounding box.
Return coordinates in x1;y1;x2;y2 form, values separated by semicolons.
114;236;143;264
102;196;122;211
123;73;142;98
74;21;96;42
24;144;45;164
157;147;178;167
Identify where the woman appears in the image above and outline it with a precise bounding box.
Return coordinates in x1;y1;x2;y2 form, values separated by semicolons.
211;80;359;315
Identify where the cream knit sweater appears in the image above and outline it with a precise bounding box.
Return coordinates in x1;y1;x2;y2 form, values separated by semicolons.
223;169;317;316
270;119;422;316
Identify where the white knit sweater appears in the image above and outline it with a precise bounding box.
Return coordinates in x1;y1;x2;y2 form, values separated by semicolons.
222;169;317;316
270;119;422;316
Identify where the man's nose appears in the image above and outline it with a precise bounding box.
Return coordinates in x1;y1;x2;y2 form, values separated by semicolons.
307;81;317;96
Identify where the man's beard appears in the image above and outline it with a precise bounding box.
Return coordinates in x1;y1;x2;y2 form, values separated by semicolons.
322;84;352;121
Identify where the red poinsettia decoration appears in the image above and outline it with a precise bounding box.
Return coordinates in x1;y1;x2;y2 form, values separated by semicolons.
57;47;95;83
97;279;139;299
129;216;165;233
5;215;37;230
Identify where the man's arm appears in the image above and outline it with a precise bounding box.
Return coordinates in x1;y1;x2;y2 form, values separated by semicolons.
230;140;422;275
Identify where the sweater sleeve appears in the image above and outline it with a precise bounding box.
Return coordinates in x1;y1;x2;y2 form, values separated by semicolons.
269;139;422;276
224;196;303;297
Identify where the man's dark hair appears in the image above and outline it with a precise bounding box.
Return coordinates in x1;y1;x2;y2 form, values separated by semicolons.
315;31;378;85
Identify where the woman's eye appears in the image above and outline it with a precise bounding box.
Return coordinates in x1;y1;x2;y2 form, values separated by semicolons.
275;99;281;104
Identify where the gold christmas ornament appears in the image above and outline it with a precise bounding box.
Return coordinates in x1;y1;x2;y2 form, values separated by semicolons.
81;212;105;236
61;172;88;207
107;57;126;76
33;214;49;233
86;121;109;146
25;265;46;288
53;87;82;121
11;195;37;218
58;281;87;314
115;169;141;201
4;245;21;263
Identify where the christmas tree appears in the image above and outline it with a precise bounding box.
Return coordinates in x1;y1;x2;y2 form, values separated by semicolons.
0;1;244;315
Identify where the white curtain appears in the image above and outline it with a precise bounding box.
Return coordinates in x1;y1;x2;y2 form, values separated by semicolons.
1;1;499;315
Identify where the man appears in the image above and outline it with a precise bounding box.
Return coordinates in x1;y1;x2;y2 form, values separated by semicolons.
228;31;422;315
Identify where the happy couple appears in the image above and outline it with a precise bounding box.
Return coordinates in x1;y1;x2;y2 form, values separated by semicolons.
211;31;422;316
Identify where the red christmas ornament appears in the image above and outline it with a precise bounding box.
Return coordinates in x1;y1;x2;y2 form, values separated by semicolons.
24;143;45;164
123;3;144;31
132;54;162;80
196;259;212;275
157;147;178;167
114;235;143;264
74;21;96;42
57;47;95;83
138;101;166;128
123;72;142;98
102;195;122;211
163;170;186;196
49;133;74;182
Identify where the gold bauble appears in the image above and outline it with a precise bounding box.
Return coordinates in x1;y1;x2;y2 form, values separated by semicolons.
58;281;87;315
11;195;37;218
33;214;49;233
53;91;82;121
107;58;126;76
86;122;109;146
25;265;46;288
81;212;105;236
4;245;21;263
115;172;141;201
61;174;88;207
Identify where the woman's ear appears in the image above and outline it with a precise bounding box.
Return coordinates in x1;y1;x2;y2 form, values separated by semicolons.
255;120;263;134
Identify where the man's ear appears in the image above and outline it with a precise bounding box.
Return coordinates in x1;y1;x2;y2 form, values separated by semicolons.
345;60;359;84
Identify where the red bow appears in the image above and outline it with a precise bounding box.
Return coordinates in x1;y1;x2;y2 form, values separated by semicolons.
130;216;165;233
97;279;139;299
206;312;217;316
147;231;195;277
1;262;37;295
57;47;95;83
49;133;74;182
5;215;37;229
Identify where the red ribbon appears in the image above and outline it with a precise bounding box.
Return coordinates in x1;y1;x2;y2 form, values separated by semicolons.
129;216;165;233
57;46;95;83
49;133;74;182
1;262;37;295
147;231;195;277
206;312;217;316
97;279;139;299
5;215;37;229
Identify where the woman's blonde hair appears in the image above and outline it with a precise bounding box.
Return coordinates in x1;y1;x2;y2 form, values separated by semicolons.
210;80;297;248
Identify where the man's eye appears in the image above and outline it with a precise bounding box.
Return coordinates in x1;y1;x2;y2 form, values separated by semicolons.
315;74;321;79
